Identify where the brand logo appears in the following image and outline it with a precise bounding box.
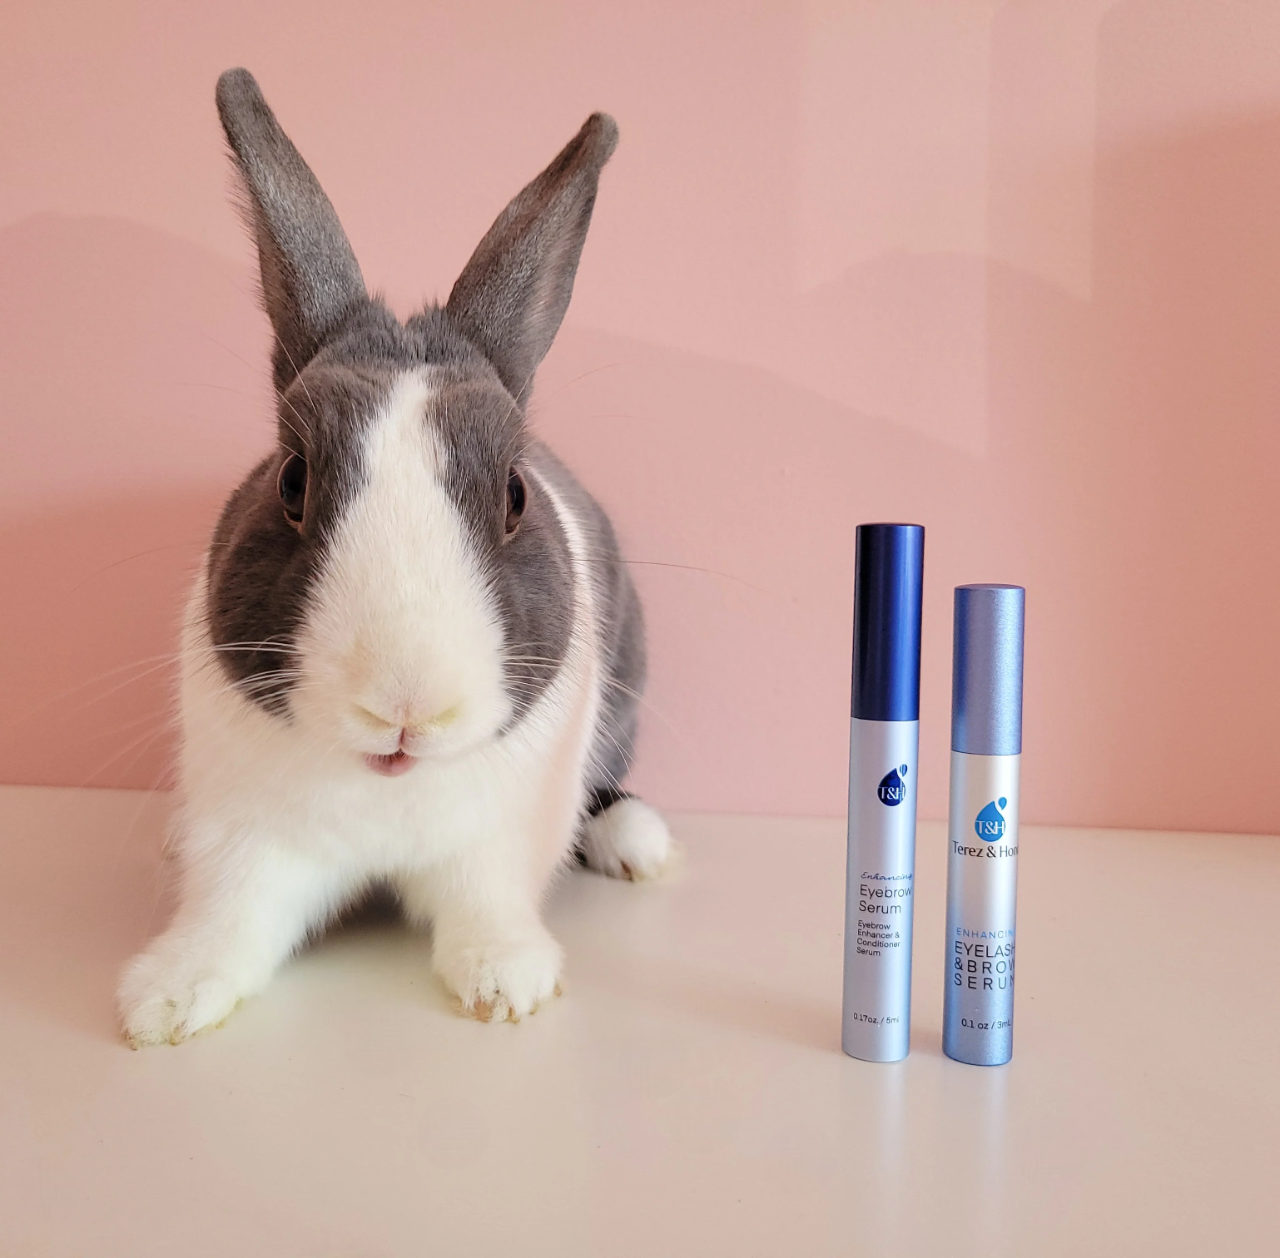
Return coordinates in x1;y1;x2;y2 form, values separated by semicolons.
877;765;909;806
975;798;1008;841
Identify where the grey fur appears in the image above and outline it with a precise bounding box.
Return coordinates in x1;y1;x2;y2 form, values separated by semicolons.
447;113;619;402
216;69;368;392
204;69;645;804
527;443;646;793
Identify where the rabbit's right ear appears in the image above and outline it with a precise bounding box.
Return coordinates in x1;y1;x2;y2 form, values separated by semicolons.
215;68;367;390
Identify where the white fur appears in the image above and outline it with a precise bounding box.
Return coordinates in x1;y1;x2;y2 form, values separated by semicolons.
579;797;674;881
119;369;610;1042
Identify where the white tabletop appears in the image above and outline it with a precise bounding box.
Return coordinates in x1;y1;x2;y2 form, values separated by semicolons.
0;785;1276;1256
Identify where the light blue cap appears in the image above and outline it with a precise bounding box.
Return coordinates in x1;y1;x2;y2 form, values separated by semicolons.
951;584;1025;756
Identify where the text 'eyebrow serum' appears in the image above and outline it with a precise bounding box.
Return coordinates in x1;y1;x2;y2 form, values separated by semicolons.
942;583;1026;1067
842;523;925;1063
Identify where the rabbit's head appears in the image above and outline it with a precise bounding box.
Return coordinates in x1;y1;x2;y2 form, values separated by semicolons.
203;69;616;776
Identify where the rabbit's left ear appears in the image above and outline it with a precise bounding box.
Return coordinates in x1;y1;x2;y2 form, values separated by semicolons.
446;113;618;403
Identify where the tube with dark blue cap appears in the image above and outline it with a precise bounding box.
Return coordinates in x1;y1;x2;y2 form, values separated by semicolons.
842;523;924;1062
943;584;1025;1066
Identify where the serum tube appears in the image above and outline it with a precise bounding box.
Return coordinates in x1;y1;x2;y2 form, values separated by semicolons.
842;523;925;1062
943;584;1026;1066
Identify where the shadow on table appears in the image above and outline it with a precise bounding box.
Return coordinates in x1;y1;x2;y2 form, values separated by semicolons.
0;834;435;1047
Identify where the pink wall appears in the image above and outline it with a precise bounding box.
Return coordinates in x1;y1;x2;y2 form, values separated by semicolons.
3;0;1279;832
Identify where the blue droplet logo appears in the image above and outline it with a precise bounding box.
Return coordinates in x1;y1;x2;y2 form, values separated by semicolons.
877;765;909;807
975;798;1007;841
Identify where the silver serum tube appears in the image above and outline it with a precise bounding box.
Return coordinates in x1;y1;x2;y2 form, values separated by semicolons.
842;717;919;1062
942;582;1025;1067
842;522;924;1063
942;751;1020;1065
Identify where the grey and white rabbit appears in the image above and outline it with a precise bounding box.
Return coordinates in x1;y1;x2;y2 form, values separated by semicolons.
117;68;671;1046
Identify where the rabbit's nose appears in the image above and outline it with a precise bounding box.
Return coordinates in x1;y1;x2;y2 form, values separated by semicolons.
406;706;460;734
353;701;460;735
352;703;400;733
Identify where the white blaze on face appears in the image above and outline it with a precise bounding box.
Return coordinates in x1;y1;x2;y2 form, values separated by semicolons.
295;369;509;757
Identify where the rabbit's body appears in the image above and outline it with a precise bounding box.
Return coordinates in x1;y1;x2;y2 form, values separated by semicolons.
118;72;669;1046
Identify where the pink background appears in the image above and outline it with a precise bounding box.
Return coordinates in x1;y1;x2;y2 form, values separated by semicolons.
2;0;1278;832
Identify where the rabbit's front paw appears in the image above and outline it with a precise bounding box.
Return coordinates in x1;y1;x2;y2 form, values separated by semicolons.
117;943;247;1047
434;930;564;1023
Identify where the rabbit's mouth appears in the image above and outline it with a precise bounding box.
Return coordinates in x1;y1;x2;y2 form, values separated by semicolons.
365;750;418;778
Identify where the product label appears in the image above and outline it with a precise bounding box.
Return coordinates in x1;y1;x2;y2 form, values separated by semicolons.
950;928;1015;993
845;1009;902;1028
843;720;919;1060
877;765;909;806
942;752;1020;1064
855;872;912;957
975;798;1007;839
951;798;1017;858
950;840;1019;859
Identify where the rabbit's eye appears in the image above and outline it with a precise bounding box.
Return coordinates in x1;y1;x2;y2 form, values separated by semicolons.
505;468;526;537
278;453;307;527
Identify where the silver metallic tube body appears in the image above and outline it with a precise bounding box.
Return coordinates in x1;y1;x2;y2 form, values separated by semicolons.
942;750;1020;1065
942;582;1025;1067
842;717;919;1062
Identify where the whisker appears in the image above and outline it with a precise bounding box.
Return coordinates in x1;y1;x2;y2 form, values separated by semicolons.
204;640;295;653
80;719;174;791
531;360;633;408
13;656;185;731
68;547;203;594
275;340;317;413
274;390;312;449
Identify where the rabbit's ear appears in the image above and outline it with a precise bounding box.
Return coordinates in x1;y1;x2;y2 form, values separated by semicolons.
215;68;367;390
447;113;618;402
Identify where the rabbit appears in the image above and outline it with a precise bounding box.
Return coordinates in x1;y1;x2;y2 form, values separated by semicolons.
117;67;672;1047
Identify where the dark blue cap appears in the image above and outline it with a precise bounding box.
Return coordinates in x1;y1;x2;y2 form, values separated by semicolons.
952;584;1025;755
851;523;924;722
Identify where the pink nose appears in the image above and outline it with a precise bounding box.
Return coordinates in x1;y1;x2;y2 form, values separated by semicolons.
354;702;460;737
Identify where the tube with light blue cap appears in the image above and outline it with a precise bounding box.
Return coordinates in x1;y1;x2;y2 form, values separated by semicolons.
943;584;1026;1066
842;523;924;1062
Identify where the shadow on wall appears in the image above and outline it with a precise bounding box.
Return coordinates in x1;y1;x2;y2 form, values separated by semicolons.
0;492;222;791
0;211;985;817
3;48;1280;832
1079;105;1280;829
542;66;1280;836
0;213;268;791
0;214;272;517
